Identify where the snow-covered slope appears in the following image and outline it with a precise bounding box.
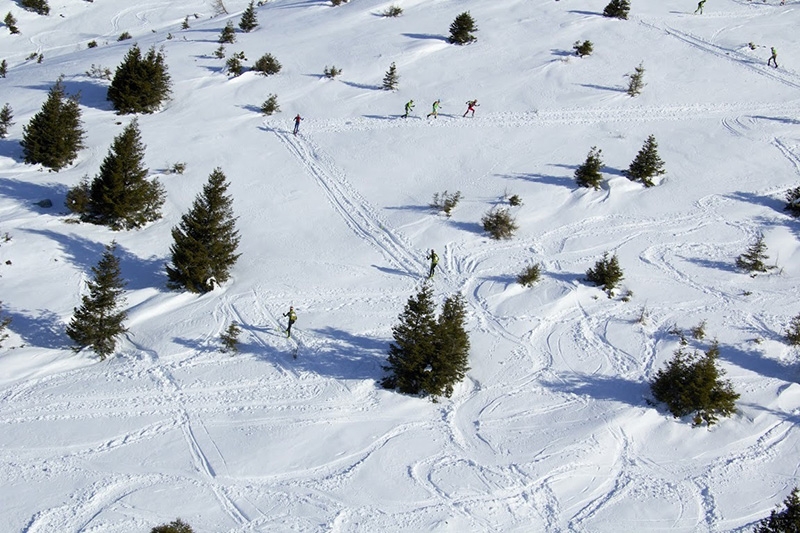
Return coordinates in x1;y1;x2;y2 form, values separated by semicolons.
2;0;800;531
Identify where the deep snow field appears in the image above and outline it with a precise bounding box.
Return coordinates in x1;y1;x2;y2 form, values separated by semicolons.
2;0;800;531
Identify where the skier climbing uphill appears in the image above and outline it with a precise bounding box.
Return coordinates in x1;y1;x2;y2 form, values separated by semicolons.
427;249;439;279
463;99;479;117
283;306;297;338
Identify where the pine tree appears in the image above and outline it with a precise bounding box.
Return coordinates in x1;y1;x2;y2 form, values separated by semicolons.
573;40;593;57
0;103;13;137
382;62;399;90
21;77;85;171
603;0;630;19
252;53;281;75
260;94;279;115
66;242;128;360
754;487;800;533
650;342;739;427
167;168;241;293
80;119;165;230
428;294;471;398
108;45;172;114
586;252;624;294
21;0;50;16
574;146;603;190
220;322;241;354
219;21;236;44
151;518;195;533
382;284;438;395
181;16;190;30
0;301;11;349
736;234;774;274
785;186;800;217
239;1;258;32
624;134;665;187
0;59;7;78
225;51;246;77
786;314;800;346
625;62;645;97
4;12;20;34
449;11;477;45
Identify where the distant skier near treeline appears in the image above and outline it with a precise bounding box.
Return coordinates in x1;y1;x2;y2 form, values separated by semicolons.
427;249;439;279
283;306;297;338
463;99;479;117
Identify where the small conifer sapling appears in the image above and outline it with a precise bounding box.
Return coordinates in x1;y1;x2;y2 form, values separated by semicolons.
253;53;281;76
735;234;774;274
449;11;478;45
0;59;7;78
784;186;800;217
625;62;646;97
220;322;241;354
382;62;399;90
785;313;800;346
4;12;20;34
260;94;279;115
603;0;630;19
586;252;624;295
624;134;666;187
574;146;604;190
0;103;13;137
219;21;236;44
573;40;593;57
482;207;518;240
239;1;258;32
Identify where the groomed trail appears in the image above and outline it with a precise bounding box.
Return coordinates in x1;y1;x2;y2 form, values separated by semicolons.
2;0;800;531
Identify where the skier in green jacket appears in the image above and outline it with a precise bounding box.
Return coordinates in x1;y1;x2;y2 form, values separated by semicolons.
403;99;415;118
426;100;441;119
427;249;439;279
768;47;778;68
283;306;297;338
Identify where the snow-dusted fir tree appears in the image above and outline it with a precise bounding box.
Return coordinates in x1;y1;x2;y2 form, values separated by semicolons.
448;11;477;45
574;146;604;190
603;0;630;19
785;186;800;217
108;45;172;114
76;119;165;230
21;0;49;16
4;12;20;34
753;487;800;533
66;243;128;360
167;168;241;293
0;103;13;137
735;234;774;274
252;53;281;76
383;62;399;90
624;135;666;187
219;21;236;44
586;252;624;295
21;77;85;171
0;301;11;349
238;1;258;32
220;322;241;354
625;62;646;97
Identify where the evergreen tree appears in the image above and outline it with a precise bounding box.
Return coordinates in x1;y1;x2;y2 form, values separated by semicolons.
786;313;800;346
624;134;666;187
225;51;246;76
382;283;438;395
736;234;774;274
4;12;20;34
0;59;7;78
785;186;800;218
603;0;630;19
625;62;645;96
66;242;128;360
79;119;165;230
0;301;11;349
21;77;85;171
449;11;477;45
181;16;190;30
108;45;172;114
573;40;593;57
219;21;236;44
239;1;258;32
429;294;471;398
650;342;740;427
21;0;50;16
481;207;518;240
253;53;281;76
151;518;194;533
586;252;624;295
167;168;241;293
220;322;241;354
754;487;800;533
574;146;603;190
382;62;399;90
0;103;13;137
260;93;279;115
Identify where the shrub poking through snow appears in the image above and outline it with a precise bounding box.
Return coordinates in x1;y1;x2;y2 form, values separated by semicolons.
573;40;593;57
482;207;518;240
603;0;630;19
517;263;542;287
430;190;462;217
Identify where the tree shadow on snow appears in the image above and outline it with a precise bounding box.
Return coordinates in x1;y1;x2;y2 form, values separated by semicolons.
21;229;166;290
683;256;739;273
340;80;383;91
750;115;800;126
372;264;419;279
401;33;449;42
385;204;431;214
577;83;626;93
5;308;68;350
551;49;574;58
718;342;797;383
567;10;604;16
542;373;648;408
290;326;387;380
25;80;114;112
499;172;574;190
726;191;788;216
363;114;401;121
448;220;485;235
0;137;23;160
0;178;70;213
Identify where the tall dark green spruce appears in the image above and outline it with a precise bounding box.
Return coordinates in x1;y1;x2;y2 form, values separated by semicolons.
21;77;85;171
754;487;800;533
382;283;438;395
448;11;477;45
108;44;172;114
428;293;470;398
81;119;165;230
574;146;604;190
238;1;258;32
167;168;241;293
603;0;630;19
383;285;471;400
624;134;665;187
66;242;128;360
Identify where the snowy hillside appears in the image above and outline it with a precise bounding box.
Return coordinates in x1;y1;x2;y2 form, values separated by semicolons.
2;0;800;531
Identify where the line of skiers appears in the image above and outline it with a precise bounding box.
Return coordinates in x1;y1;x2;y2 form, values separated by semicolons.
402;99;479;119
